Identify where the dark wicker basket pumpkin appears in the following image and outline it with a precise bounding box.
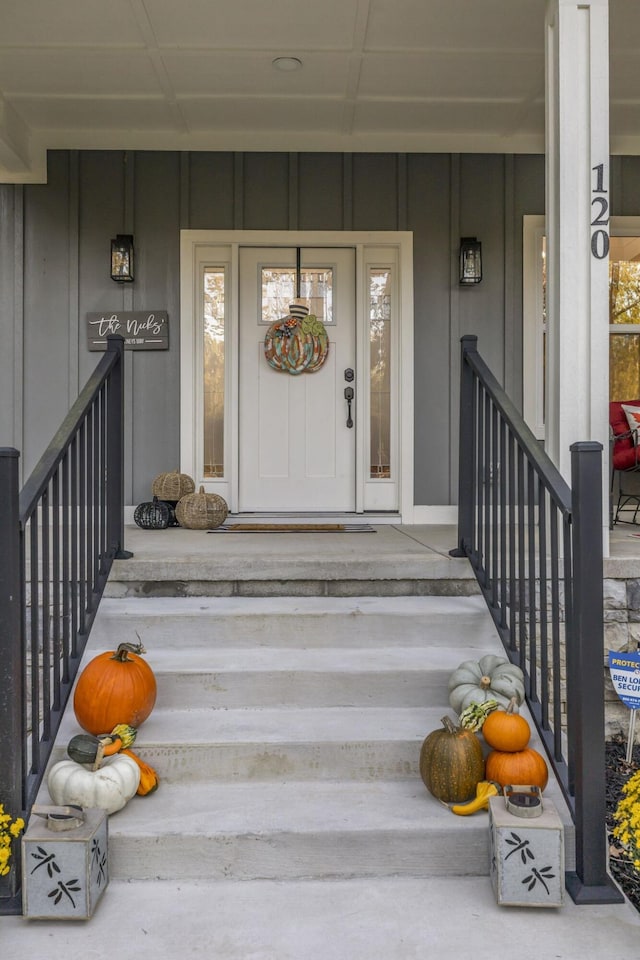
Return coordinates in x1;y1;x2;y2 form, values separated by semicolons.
175;486;228;530
152;469;195;502
134;497;176;530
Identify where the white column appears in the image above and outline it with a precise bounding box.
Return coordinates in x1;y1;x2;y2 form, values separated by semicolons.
545;0;610;532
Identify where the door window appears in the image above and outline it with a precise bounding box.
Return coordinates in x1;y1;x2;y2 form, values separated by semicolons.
260;266;334;324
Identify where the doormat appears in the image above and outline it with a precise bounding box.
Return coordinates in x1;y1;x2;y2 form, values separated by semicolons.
208;523;376;533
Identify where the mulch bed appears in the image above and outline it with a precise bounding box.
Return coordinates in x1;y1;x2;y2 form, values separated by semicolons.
605;735;640;911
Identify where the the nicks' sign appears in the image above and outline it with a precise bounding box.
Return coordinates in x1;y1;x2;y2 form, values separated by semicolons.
87;312;169;350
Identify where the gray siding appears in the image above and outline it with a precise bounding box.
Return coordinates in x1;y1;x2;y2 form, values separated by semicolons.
0;149;551;505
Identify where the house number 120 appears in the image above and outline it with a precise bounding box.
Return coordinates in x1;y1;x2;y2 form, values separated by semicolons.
591;163;609;259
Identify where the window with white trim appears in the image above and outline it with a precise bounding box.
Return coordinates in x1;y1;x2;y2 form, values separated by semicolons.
523;216;640;438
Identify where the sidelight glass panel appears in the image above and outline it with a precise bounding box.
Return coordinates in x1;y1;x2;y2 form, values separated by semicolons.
261;267;333;324
203;268;225;478
369;268;391;479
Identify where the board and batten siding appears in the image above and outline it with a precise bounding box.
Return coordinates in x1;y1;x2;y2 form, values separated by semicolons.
0;149;549;507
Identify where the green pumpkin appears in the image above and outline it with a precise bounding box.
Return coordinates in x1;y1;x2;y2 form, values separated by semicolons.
448;654;525;714
419;715;485;803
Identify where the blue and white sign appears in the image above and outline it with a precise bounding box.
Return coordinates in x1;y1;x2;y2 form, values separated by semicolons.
609;651;640;709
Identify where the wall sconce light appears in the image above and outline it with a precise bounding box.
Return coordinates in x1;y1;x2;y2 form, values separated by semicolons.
110;234;134;282
459;237;482;285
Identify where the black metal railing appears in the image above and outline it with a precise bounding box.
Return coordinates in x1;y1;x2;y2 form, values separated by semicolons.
452;334;622;904
0;336;130;915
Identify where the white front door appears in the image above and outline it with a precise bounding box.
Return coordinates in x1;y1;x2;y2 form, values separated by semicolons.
239;247;356;512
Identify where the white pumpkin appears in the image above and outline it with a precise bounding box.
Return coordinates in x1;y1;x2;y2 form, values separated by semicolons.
448;654;525;714
47;754;140;814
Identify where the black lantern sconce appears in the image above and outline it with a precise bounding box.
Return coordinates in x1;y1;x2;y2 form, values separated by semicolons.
110;234;135;282
459;237;482;285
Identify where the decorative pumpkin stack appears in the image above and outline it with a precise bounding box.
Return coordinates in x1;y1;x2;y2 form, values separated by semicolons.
482;698;549;790
47;641;160;814
432;653;549;813
133;469;195;529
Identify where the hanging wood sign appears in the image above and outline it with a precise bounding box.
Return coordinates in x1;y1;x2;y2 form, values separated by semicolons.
87;312;169;351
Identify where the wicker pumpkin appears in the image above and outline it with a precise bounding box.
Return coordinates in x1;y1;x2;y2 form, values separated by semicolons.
134;496;175;530
176;486;228;530
152;469;195;502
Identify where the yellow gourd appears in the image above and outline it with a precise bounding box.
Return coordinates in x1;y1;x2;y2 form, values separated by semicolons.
450;780;500;816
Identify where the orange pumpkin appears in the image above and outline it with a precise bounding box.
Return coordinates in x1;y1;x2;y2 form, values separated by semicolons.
73;641;157;735
485;747;549;791
481;697;530;752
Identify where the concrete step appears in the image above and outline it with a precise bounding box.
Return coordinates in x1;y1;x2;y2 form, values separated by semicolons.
86;595;499;649
74;595;502;709
41;586;576;897
140;646;477;709
105;525;477;598
56;704;442;781
6;875;639;960
104;778;489;881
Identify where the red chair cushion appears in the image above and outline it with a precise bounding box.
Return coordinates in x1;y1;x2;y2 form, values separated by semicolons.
611;399;640;470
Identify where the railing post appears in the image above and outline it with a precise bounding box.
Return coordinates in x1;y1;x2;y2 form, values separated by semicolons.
451;335;477;557
0;448;24;908
565;441;623;904
105;335;132;561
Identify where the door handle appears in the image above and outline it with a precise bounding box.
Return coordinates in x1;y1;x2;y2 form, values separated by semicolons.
344;386;354;428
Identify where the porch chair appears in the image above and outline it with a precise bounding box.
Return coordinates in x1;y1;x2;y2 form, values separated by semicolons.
610;399;640;526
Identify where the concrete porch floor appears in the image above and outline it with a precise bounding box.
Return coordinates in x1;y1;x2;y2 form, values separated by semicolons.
4;522;640;958
111;518;640;581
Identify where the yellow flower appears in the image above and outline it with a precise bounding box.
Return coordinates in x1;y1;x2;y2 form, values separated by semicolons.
0;803;24;877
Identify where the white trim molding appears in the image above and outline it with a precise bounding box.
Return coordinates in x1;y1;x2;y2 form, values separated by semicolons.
180;230;415;521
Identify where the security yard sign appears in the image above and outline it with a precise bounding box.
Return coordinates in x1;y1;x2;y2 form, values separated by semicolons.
608;650;640;761
608;651;640;709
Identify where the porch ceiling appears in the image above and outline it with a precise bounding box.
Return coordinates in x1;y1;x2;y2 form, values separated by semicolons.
0;0;638;182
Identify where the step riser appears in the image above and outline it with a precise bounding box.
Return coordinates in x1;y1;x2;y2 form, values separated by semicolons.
104;579;479;599
152;671;451;709
108;830;489;882
51;742;423;782
89;614;498;650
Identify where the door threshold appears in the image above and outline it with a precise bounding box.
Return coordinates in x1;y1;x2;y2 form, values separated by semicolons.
229;512;402;525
